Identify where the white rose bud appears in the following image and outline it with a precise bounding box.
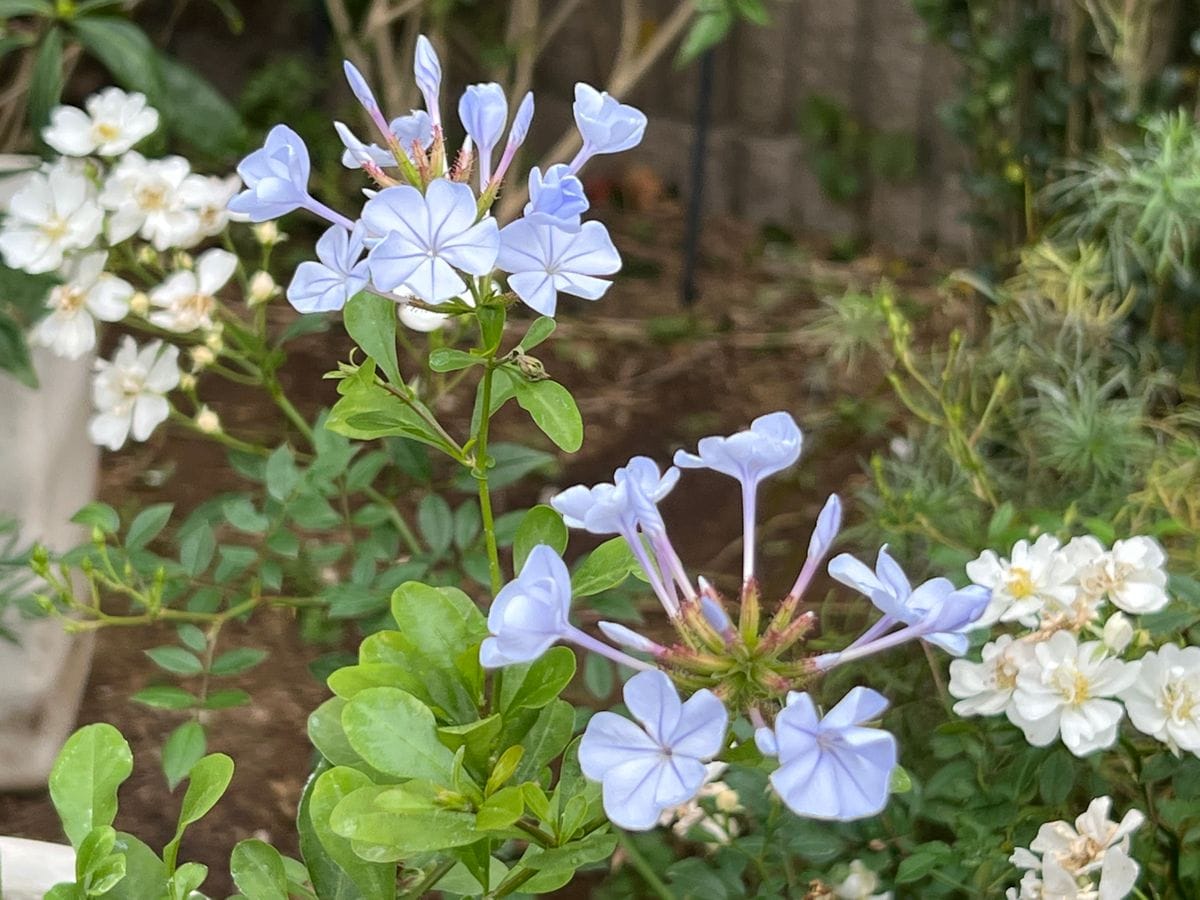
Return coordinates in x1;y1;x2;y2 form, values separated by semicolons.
190;345;216;371
205;324;224;353
179;372;197;391
252;221;282;245
136;245;158;266
195;405;221;434
129;291;150;316
1103;612;1133;654
174;251;194;270
248;270;278;306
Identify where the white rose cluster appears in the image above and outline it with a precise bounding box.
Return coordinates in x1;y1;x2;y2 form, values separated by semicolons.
1007;796;1143;899
0;88;247;450
950;533;1199;759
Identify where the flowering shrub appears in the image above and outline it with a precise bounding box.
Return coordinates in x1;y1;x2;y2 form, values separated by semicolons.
8;30;1200;900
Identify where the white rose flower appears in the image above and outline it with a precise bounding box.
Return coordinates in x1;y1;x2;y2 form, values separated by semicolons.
178;173;241;245
100;152;200;250
966;534;1077;626
42;88;159;157
1093;537;1169;615
30;252;132;359
148;248;237;333
1101;613;1133;655
88;337;180;450
1120;643;1200;753
834;860;891;899
949;635;1036;717
0;165;103;273
1010;631;1139;756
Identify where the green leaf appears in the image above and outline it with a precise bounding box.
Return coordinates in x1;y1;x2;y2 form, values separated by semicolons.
519;316;556;351
161;721;206;791
264;446;301;501
75;825;116;883
330;782;479;857
179;524;216;576
583;653;614;698
176;624;206;653
417;494;453;556
303;765;396;898
1039;748;1075;805
48;724;133;848
429;348;480;372
210;647;268;676
164;753;234;868
72;502;120;534
507;375;583;452
0;315;37;386
104;833;165;900
344;292;402;385
223;496;270;533
125;503;173;549
676;8;733;65
437;715;502;771
203;689;250;709
0;0;53;15
512;505;567;571
512;700;575;783
71;17;161;99
453;500;481;550
169;862;208;897
230;840;289;900
895;841;953;884
145;646;204;677
327;363;457;456
131;685;196;710
28;25;64;137
341;687;457;782
500;646;576;712
476;785;524;831
388;583;487;721
155;52;246;157
571;537;639;597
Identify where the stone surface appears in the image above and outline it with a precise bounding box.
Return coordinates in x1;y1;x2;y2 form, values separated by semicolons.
0;836;75;898
0;160;98;792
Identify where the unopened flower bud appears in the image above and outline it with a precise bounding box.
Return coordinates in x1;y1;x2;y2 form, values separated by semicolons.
173;251;194;270
713;786;741;813
137;245;158;266
205;327;223;353
1103;612;1133;654
129;291;150;316
516;353;547;381
252;221;283;245
190;345;216;371
195;405;221;434
247;270;278;306
29;544;50;577
179;373;197;391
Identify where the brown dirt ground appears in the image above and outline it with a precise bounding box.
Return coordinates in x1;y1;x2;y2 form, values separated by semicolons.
0;192;952;896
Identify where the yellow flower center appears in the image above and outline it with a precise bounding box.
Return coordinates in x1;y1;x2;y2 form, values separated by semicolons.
41;217;69;241
1006;567;1035;600
1164;682;1199;724
93;121;121;143
1053;666;1091;705
136;184;168;211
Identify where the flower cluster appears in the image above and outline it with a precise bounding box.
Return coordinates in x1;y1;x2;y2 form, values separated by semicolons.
479;411;994;830
231;38;643;324
949;534;1193;757
0;88;251;449
1007;796;1143;899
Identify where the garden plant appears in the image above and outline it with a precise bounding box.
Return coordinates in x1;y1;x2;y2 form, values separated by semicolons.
3;20;1200;900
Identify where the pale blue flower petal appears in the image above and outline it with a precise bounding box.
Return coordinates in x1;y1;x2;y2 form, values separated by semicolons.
673;411;802;489
572;83;647;167
524;163;589;230
497;219;620;316
623;669;682;744
479;544;573;668
459;82;508;157
229;125;312;220
414;35;442;123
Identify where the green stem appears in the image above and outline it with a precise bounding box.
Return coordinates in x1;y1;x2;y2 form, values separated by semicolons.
265;374;314;443
169;410;272;457
474;361;503;594
614;830;675;900
363;486;422;555
402;858;457;899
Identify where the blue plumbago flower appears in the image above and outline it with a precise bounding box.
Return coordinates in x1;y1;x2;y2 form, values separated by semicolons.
579;670;727;830
825;547;991;661
569;83;648;173
337;112;433;170
458;83;508;186
675;411;803;583
363;179;499;302
343;60;390;136
480;544;656;671
551;457;686;616
756;687;897;821
524;164;590;231
480;544;571;667
230;125;340;225
492;92;535;185
496;219;620;316
286;223;369;313
414;35;443;127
